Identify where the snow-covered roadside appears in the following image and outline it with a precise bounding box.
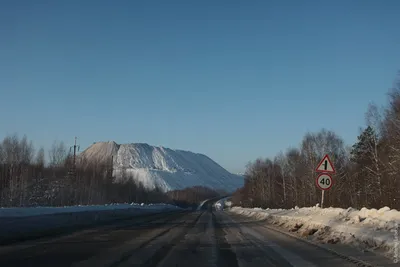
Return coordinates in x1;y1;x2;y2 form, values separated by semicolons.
0;203;180;218
0;203;182;244
229;206;400;260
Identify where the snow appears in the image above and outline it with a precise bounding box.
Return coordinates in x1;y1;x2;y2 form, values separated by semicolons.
0;203;180;218
224;200;233;208
79;141;119;164
230;205;400;260
0;203;182;244
79;142;244;192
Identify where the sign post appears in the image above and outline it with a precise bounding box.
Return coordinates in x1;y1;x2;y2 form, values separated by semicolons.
315;154;335;208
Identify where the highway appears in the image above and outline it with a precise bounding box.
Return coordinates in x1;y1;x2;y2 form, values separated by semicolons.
0;204;396;267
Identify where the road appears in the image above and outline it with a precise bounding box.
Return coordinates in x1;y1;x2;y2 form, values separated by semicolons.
0;207;397;267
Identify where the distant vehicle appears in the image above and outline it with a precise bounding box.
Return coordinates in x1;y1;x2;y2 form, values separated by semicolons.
214;202;223;211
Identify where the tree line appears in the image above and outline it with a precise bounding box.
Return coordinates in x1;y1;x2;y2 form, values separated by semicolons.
0;137;220;207
166;186;222;208
232;74;400;210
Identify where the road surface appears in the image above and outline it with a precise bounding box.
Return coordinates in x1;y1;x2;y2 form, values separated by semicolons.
0;207;397;267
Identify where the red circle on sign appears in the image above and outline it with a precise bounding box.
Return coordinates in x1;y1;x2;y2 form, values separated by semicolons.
316;173;333;191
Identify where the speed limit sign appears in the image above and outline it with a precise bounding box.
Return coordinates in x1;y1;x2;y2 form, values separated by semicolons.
316;173;333;190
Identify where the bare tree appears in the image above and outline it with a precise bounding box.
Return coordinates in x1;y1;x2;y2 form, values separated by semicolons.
35;147;45;168
0;134;183;207
19;135;34;165
49;141;67;168
2;134;20;165
0;143;4;164
274;151;287;206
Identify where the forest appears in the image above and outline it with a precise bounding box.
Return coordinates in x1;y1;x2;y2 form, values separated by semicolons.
0;138;219;208
232;75;400;210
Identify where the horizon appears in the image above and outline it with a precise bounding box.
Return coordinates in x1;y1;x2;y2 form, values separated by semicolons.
0;136;247;174
1;1;400;174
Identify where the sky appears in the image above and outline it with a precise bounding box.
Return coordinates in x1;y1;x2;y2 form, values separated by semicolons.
1;0;399;173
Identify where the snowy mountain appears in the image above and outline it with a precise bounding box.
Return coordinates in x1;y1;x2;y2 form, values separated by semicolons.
79;141;244;192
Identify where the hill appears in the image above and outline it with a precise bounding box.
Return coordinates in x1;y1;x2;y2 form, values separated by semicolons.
79;141;244;192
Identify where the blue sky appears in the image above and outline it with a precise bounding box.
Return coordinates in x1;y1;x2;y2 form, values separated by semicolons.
1;0;399;173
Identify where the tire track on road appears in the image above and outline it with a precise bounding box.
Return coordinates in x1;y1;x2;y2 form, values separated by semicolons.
154;211;218;267
0;211;189;267
0;210;185;247
140;211;204;267
212;212;240;267
72;211;194;267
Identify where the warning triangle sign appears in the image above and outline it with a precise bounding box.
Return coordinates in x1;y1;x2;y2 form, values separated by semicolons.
316;154;335;173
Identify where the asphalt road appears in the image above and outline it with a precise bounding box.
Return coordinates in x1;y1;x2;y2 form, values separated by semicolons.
0;208;397;267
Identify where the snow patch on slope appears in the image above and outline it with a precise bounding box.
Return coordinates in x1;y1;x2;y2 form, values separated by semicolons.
79;142;244;192
79;141;119;164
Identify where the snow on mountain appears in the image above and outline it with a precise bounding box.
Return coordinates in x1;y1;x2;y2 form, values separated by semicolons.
79;141;119;163
79;141;244;192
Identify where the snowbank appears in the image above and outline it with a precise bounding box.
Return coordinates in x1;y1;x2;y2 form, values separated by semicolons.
230;206;400;260
0;203;179;218
0;203;181;245
224;200;232;208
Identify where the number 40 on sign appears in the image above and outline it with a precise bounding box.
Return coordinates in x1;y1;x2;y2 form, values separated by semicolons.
316;173;333;190
315;154;335;191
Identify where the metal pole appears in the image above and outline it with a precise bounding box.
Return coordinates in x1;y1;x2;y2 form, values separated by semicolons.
321;190;325;208
73;137;77;167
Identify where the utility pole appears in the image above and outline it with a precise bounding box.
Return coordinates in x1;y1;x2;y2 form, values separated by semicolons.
72;137;77;167
68;137;80;179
